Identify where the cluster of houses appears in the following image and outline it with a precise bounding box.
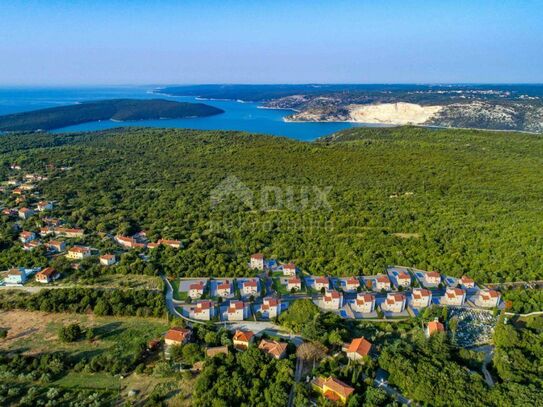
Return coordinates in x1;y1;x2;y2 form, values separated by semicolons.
114;233;182;250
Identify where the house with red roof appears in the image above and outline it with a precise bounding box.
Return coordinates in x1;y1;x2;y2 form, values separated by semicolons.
216;280;232;297
233;330;254;350
250;253;265;270
188;281;206;299
37;201;53;211
45;240;66;253
460;275;476;289
352;292;375;313
396;271;411;288
425;319;445;337
411;288;432;308
282;262;297;276
260;297;280;319
476;289;501;308
99;254;116;266
342;337;373;361
314;276;329;291
322;290;343;310
164;327;192;346
344;277;360;292
287;277;302;292
18;207;34;219
259;339;287;359
227;300;245;321
381;293;406;313
424;271;442;287
19;230;36;243
35;267;60;284
193;300;213;321
374;274;391;291
442;287;466;306
158;239;182;249
241;279;259;296
66;246;91;260
312;376;355;405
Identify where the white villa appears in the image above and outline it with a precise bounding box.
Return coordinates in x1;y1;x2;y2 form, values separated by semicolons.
322;290;343;310
442;287;466;306
282;263;297;276
193;300;213;320
375;275;391;291
287;277;302;292
411;288;432;308
314;276;330;291
460;275;476;289
250;253;265;270
352;293;375;313
227;300;245;321
476;289;501;308
424;271;442;287
344;277;360;292
381;293;406;313
396;271;411;288
260;297;280;319
216;280;232;297
241;279;259;296
189;281;206;299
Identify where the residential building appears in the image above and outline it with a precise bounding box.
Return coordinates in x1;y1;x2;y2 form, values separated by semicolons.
322;290;343;310
258;339;287;359
233;330;254;350
282;262;297;276
227;300;245;321
442;287;466;306
396;271;411;288
241;279;259;296
5;268;28;285
115;235;144;249
206;346;229;358
411;288;432;308
460;275;476;289
344;277;360;292
342;337;373;361
314;276;329;291
18;207;34;219
425;319;445;337
477;289;501;308
216;280;232;297
23;241;41;251
66;246;91;260
53;227;85;238
352;293;375;313
147;242;159;249
158;239;182;249
193;300;213;320
250;253;265;270
164;327;192;346
46;240;66;252
312;376;355;405
287;277;302;292
260;297;280;319
19;230;35;243
35;267;60;284
188;281;206;299
99;254;116;266
424;271;442;286
381;293;406;313
37;201;53;211
375;274;391;291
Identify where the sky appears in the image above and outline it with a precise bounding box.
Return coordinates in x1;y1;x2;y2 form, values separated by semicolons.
0;0;542;85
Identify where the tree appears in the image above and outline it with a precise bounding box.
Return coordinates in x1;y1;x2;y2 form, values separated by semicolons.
58;323;82;342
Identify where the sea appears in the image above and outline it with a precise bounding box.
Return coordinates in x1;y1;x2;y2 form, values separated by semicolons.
0;85;377;141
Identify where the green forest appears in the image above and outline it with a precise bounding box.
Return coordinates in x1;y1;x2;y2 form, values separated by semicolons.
1;125;542;283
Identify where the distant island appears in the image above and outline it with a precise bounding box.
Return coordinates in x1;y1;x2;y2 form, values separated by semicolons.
0;98;224;132
158;84;543;133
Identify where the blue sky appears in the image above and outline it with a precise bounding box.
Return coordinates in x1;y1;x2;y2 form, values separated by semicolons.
0;0;542;85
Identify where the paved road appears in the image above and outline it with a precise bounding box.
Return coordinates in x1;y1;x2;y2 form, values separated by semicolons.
287;357;303;407
374;369;413;405
471;345;495;387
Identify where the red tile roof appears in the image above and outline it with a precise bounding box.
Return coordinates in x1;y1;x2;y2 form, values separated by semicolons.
283;262;296;269
376;275;390;283
233;330;254;343
189;282;205;290
228;301;244;312
346;337;372;357
251;253;264;260
427;320;445;335
165;327;191;343
259;339;287;358
321;377;355;399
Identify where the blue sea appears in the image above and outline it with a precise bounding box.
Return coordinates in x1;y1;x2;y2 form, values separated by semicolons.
0;86;377;141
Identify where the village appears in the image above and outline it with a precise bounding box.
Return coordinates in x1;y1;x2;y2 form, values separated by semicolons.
0;164;519;406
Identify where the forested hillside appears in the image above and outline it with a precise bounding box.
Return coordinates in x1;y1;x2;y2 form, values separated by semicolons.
1;126;542;282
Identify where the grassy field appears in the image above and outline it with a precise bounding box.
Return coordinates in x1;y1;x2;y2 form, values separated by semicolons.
54;371;121;390
0;309;168;356
33;274;163;290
